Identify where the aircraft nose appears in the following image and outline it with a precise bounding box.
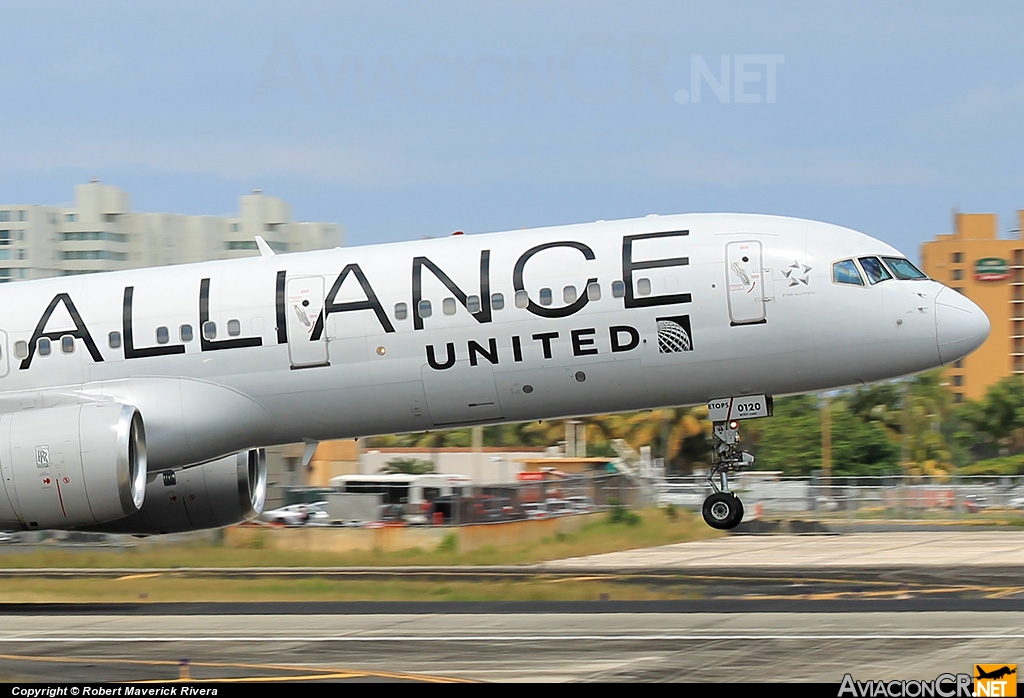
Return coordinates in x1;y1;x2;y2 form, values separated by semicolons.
935;287;990;365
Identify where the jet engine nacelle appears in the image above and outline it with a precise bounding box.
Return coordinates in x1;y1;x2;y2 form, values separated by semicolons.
86;449;267;535
0;403;147;530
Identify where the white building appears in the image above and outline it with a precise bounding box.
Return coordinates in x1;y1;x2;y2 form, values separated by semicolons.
0;180;344;280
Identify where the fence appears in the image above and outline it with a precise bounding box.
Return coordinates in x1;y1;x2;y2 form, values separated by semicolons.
657;474;1024;520
284;473;1024;526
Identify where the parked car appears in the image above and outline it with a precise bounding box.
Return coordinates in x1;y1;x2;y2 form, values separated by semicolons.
566;496;594;513
378;503;406;522
523;502;548;519
259;502;331;526
963;495;988;513
544;498;574;516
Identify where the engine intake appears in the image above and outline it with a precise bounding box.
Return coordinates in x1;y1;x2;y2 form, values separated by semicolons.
0;403;147;530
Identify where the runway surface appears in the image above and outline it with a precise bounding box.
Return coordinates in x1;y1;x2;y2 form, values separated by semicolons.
540;530;1024;571
0;532;1022;683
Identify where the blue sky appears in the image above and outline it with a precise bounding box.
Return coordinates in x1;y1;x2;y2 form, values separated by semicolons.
2;2;1023;255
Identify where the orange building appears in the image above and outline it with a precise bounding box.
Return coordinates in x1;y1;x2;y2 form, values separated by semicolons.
920;211;1024;401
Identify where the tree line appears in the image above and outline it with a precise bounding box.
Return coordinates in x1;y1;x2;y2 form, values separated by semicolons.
365;370;1024;477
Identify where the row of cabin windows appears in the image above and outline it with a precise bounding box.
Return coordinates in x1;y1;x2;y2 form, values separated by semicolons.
11;319;245;359
12;276;660;356
393;278;649;319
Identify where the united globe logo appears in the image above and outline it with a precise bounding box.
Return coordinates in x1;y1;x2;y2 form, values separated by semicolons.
657;315;693;353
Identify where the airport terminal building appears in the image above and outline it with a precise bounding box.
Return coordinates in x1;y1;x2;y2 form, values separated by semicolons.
0;179;344;280
921;210;1024;401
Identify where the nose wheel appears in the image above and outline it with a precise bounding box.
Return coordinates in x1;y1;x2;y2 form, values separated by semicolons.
702;492;744;530
702;417;756;531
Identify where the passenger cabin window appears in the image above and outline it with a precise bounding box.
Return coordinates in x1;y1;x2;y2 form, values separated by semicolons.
858;256;892;284
637;278;652;296
227;319;241;337
539;288;553;306
442;298;457;316
514;290;529;308
882;257;928;280
156;326;170;344
108;331;121;349
587;282;601;301
394;303;408;320
13;340;27;359
61;336;74;354
418;299;432;318
611;280;625;298
203;321;217;340
490;293;504;310
467;295;481;314
37;337;50;356
563;285;577;304
180;324;194;342
832;260;864;285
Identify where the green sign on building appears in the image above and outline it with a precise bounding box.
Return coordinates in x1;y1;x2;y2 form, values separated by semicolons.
974;257;1009;281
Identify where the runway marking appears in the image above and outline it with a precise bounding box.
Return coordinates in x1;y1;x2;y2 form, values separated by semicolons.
720;586;1024;601
984;587;1024;598
3;634;1024;642
0;652;475;683
137;673;370;682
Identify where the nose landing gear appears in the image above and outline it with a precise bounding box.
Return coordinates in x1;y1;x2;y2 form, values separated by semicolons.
702;419;753;530
702;396;772;530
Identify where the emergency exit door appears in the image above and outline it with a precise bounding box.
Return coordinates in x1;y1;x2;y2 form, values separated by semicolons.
726;241;767;325
285;277;329;368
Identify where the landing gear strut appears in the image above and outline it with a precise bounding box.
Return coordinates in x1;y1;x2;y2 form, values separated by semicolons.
702;420;752;530
702;396;772;530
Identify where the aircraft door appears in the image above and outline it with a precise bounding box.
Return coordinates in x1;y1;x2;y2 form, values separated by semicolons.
0;331;9;378
726;241;767;325
285;277;329;368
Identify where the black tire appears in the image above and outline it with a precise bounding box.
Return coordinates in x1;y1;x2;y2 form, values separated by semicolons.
702;492;743;530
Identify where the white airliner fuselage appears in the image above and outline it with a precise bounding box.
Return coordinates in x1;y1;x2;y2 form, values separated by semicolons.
0;213;989;533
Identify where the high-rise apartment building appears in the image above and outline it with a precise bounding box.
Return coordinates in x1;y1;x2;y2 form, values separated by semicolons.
0;180;343;280
920;210;1024;401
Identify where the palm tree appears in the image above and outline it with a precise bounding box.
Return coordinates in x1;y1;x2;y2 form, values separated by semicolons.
378;457;436;475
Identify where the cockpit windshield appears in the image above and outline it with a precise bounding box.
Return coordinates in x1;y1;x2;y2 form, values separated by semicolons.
832;259;864;285
858;256;892;284
882;256;928;280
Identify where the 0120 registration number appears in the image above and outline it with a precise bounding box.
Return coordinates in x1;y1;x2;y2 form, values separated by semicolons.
706;395;773;421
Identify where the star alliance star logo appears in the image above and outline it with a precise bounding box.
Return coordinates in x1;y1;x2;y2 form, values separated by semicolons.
784;260;811;287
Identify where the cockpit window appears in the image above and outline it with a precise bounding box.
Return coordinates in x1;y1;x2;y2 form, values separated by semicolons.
832;259;864;286
858;256;892;284
882;256;928;280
